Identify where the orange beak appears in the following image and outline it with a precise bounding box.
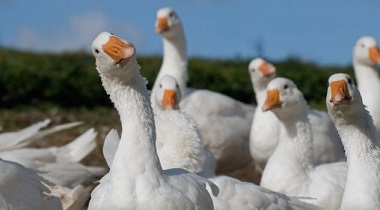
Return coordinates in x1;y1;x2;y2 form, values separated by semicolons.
102;36;135;65
329;80;352;106
369;46;380;63
262;88;282;111
155;17;169;34
161;89;177;110
258;61;276;77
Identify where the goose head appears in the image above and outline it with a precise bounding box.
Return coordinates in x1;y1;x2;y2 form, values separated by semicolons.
326;73;363;118
91;32;136;80
154;75;182;110
155;7;183;38
248;58;276;91
353;36;380;66
262;77;306;120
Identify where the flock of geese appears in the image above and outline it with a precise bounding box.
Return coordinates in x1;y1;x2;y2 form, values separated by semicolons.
1;6;380;210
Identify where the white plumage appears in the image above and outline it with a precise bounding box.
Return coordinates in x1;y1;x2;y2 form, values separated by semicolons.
88;32;217;210
152;7;256;174
248;58;345;169
260;77;347;209
0;158;62;210
326;73;380;210
0;128;105;187
352;36;380;135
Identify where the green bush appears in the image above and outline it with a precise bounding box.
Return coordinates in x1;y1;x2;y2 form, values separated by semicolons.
0;48;354;110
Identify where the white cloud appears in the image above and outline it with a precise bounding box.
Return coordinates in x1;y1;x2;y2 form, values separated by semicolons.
14;9;145;53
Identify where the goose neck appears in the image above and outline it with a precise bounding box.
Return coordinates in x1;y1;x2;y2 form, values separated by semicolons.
100;65;164;185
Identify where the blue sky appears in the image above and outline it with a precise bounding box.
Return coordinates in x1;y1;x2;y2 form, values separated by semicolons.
0;0;379;66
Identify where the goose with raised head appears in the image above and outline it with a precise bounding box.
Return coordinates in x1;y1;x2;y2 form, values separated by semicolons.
153;7;256;175
248;58;345;169
260;77;347;209
326;73;380;210
353;36;380;135
88;32;217;209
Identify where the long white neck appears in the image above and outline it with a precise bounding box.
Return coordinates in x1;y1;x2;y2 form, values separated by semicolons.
153;28;188;98
261;104;313;194
99;60;165;190
252;80;271;106
331;106;380;209
353;61;379;93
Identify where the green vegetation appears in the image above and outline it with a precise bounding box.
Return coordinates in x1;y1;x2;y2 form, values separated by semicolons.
0;48;354;110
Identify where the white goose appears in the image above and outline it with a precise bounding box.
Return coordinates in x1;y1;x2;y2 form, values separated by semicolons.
260;77;347;209
326;73;380;210
88;32;217;209
154;75;216;177
249;58;345;168
153;7;256;174
352;36;380;135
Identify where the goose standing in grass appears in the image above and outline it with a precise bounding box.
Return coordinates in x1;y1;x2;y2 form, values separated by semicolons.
153;7;256;175
88;32;217;209
248;58;345;169
353;36;380;135
326;73;380;210
260;77;347;209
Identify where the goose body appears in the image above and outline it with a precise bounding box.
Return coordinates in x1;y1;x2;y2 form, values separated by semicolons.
260;78;347;209
88;32;216;210
327;73;380;210
152;7;255;174
352;36;380;135
248;58;344;169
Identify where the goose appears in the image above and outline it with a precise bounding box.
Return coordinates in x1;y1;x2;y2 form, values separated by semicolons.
153;7;256;175
0;158;62;210
326;73;380;209
248;58;345;169
103;74;322;210
88;32;218;209
260;77;347;209
154;75;216;177
352;36;380;135
0;128;105;187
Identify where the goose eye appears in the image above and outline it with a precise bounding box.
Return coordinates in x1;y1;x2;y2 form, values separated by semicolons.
284;84;288;89
347;78;353;85
159;84;162;88
95;49;100;54
169;12;175;18
360;43;365;48
250;68;255;72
